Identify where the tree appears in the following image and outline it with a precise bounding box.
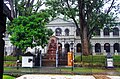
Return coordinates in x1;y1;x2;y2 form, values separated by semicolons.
0;0;47;79
5;0;48;55
46;0;120;55
8;12;53;52
10;0;46;17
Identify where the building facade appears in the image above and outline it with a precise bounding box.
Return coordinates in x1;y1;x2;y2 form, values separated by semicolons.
4;18;120;55
47;18;120;55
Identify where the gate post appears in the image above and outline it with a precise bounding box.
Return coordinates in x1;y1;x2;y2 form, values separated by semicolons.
39;50;42;67
56;50;58;67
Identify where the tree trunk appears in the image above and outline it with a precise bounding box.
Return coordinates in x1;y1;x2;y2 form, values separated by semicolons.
78;0;90;56
81;26;89;56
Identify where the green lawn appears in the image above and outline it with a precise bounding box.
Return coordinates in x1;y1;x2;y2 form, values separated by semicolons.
59;67;105;73
3;75;15;79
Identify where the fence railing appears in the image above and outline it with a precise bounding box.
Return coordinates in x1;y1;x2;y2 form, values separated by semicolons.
4;54;120;76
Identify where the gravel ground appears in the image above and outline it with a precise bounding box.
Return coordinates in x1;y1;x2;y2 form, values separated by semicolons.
16;74;95;79
93;75;111;79
16;74;120;79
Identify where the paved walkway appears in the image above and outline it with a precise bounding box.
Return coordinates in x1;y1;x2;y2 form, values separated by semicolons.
16;74;120;79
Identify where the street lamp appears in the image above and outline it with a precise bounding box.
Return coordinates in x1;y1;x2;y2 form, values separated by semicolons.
70;41;74;51
70;41;74;71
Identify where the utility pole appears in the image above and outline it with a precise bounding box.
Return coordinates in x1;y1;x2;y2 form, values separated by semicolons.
0;0;6;78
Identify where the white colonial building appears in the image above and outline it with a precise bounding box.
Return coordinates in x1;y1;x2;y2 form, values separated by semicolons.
47;18;120;55
4;18;120;55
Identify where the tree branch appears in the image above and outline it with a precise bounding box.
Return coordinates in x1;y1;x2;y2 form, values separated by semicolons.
106;0;115;14
65;0;80;33
3;3;13;21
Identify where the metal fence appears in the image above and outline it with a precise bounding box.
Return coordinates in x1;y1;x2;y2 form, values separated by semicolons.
4;54;120;76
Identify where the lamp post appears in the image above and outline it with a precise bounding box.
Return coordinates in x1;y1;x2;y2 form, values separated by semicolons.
70;41;74;71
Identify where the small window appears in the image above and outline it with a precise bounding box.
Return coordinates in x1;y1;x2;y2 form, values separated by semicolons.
113;27;119;36
65;28;69;36
55;28;62;36
103;28;109;36
94;29;100;36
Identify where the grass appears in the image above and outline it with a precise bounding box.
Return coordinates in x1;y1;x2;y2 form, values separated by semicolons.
3;75;15;79
4;56;22;61
59;67;105;73
4;67;107;74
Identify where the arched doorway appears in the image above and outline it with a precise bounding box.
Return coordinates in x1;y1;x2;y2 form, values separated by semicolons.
76;43;82;53
95;43;101;53
64;43;70;53
113;43;120;52
104;43;110;53
58;43;62;53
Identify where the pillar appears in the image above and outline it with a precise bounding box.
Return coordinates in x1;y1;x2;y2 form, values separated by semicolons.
0;3;6;78
62;42;65;54
92;46;96;55
110;32;113;37
100;29;103;37
101;44;104;54
110;43;114;55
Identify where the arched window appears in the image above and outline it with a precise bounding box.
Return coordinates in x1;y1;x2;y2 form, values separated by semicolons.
55;28;62;36
113;27;119;36
94;29;100;36
113;43;120;52
65;28;69;36
95;43;101;53
64;43;70;53
76;43;82;53
104;28;109;36
104;43;110;53
76;28;80;36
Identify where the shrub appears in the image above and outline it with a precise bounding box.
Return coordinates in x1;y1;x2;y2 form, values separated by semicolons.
74;55;120;67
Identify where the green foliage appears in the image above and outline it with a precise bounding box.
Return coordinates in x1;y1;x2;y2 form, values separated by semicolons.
13;0;46;17
75;55;120;67
7;12;53;52
46;0;120;38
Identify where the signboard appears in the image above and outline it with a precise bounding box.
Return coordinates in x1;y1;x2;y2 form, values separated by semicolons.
68;52;73;66
107;58;113;67
22;56;33;67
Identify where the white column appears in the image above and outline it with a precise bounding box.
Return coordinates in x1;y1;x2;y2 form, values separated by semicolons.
92;46;95;53
62;28;65;36
92;46;96;55
62;42;65;53
100;29;103;37
110;43;114;54
110;32;113;37
119;30;120;37
101;44;104;53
